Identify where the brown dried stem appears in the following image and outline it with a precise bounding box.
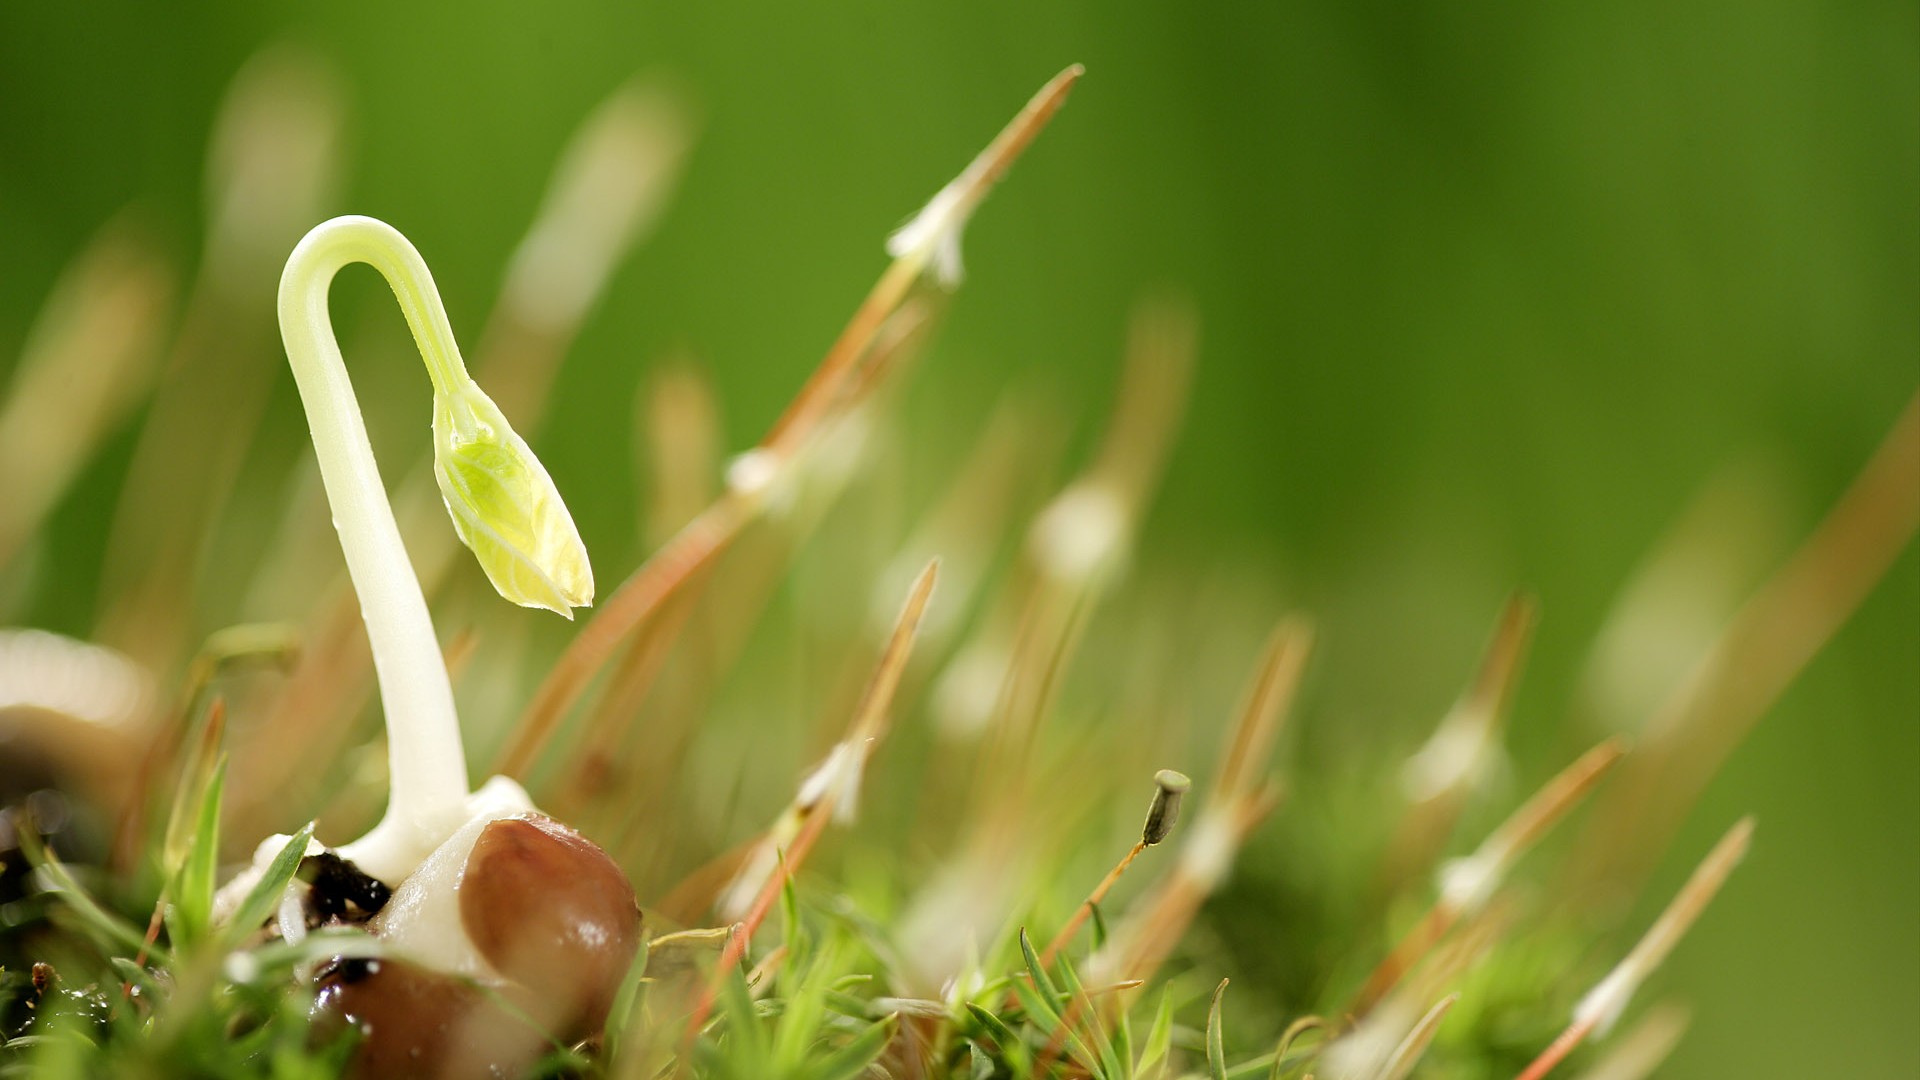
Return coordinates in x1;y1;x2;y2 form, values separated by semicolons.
497;69;1084;780
1519;818;1753;1080
1350;739;1625;1020
678;562;939;1044
1572;392;1918;899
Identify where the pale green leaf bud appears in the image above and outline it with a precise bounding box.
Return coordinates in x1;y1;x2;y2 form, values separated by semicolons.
432;382;594;618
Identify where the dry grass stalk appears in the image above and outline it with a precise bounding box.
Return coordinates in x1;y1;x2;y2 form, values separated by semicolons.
1090;619;1311;986
95;48;341;670
1574;461;1788;737
545;364;724;838
717;559;938;918
1570;1003;1689;1080
938;295;1197;746
1382;593;1537;891
1035;769;1188;970
1518;818;1753;1080
640;361;725;550
480;77;692;410
870;392;1061;656
1572;394;1918;901
564;300;939;828
497;68;1084;780
1328;892;1511;1079
680;561;939;1041
1350;738;1626;1019
767;65;1082;450
1322;990;1454;1080
0;221;173;573
1213;617;1313;804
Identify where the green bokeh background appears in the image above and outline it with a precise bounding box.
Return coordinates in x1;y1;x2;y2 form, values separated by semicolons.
2;1;1915;1074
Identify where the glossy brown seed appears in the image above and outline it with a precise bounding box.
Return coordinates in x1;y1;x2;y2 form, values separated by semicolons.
312;956;535;1079
312;815;642;1078
459;814;642;1033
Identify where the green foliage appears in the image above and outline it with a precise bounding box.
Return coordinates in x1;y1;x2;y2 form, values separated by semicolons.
163;756;225;949
1204;980;1227;1080
220;825;316;951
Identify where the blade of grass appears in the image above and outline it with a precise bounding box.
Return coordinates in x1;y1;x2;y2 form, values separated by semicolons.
965;1000;1031;1074
1137;987;1175;1079
682;563;939;1047
1379;994;1457;1080
17;828;161;962
1206;979;1230;1080
805;1012;899;1080
160;698;229;873
1018;927;1061;1009
1351;739;1626;1019
1520;819;1752;1080
1572;394;1918;898
1056;951;1123;1080
1269;1017;1325;1080
602;933;654;1064
0;215;173;572
219;822;316;948
166;756;227;947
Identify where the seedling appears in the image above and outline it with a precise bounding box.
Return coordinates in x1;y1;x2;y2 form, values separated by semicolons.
273;213;593;886
238;215;637;1077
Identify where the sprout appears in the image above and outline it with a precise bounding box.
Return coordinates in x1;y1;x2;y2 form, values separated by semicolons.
264;217;640;1077
274;214;591;883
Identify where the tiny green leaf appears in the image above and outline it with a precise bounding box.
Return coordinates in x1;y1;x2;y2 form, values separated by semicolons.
107;957;157;998
1269;1016;1325;1080
220;822;316;948
806;1012;897;1080
1056;954;1123;1080
169;756;227;947
1138;987;1175;1079
1011;930;1102;1077
966;1001;1021;1050
964;1001;1035;1078
1017;928;1060;1013
17;827;157;961
969;1042;995;1080
773;936;841;1070
433;383;593;618
1206;979;1229;1080
718;960;770;1071
602;933;653;1063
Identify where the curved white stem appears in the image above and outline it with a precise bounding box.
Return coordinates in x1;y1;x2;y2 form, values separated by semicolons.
277;215;484;883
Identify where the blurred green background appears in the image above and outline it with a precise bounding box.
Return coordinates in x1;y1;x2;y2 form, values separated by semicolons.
1;1;1914;1074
